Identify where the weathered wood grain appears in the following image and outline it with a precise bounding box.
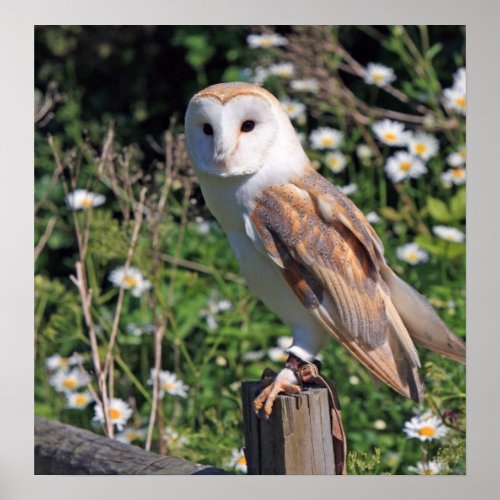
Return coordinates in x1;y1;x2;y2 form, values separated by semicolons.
241;382;336;474
34;417;231;475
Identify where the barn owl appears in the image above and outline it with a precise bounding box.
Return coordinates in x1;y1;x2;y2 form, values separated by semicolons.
185;82;465;416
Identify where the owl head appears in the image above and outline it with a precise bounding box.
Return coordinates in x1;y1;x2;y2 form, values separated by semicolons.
185;82;307;178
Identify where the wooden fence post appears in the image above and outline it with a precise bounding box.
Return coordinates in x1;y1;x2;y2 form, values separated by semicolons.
241;381;336;475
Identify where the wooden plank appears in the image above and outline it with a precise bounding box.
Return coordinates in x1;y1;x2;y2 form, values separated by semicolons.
34;417;231;475
241;381;336;475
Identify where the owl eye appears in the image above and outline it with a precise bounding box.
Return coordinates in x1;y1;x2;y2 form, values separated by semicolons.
203;123;213;136
240;120;255;133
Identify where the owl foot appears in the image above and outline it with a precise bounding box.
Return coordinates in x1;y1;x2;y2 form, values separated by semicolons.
253;369;301;417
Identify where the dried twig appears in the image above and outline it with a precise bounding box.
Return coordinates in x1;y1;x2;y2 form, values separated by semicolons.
70;262;112;436
34;216;57;262
35;82;65;126
103;187;148;380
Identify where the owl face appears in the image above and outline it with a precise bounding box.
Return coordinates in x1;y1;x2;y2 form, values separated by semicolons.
185;83;298;178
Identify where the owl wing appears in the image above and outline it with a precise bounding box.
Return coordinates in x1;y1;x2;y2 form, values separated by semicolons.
250;169;424;402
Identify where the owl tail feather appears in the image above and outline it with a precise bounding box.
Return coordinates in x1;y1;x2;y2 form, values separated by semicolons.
312;310;424;403
380;264;466;364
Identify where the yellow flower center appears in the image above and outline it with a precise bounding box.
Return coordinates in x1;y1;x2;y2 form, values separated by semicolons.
459;148;466;159
321;137;334;147
237;455;247;466
74;394;88;406
453;168;465;178
63;378;78;389
81;197;94;208
372;73;384;83
126;432;137;441
418;426;437;437
455;96;466;108
261;37;273;48
423;469;438;475
406;251;419;262
164;382;175;392
399;161;411;172
109;408;122;420
383;132;397;142
123;276;138;287
415;143;427;155
60;358;70;367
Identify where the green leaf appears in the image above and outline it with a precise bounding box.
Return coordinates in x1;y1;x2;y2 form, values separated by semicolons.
380;206;401;222
427;197;452;223
426;42;443;61
415;235;445;256
450;188;466;221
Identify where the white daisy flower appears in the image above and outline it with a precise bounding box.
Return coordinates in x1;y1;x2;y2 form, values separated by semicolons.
373;419;387;430
49;368;90;393
441;168;466;187
339;183;357;196
115;427;146;444
217;299;232;312
348;375;360;385
242;350;265;362
45;353;81;371
269;62;295;79
280;99;306;120
206;315;218;331
277;336;293;350
216;355;227;367
251;66;270;85
408;461;444;475
453;67;466;94
126;323;155;337
227;448;247;474
432;225;465;243
164;426;190;448
356;144;373;160
268;347;288;363
363;63;396;87
372;120;411;147
407;132;439;161
446;146;466;167
93;398;133;432
200;295;231;330
310;127;344;150
443;87;466;115
149;369;189;399
290;79;319;93
403;412;448;442
365;212;380;224
324;151;347;173
246;33;288;49
109;266;151;297
385;151;427;183
396;243;429;265
66;391;93;409
66;189;106;210
131;278;152;298
195;219;211;235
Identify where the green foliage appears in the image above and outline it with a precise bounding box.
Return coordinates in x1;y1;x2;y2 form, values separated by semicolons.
348;448;381;475
35;26;465;475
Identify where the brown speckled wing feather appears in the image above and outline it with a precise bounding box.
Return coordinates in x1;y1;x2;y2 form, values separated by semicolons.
251;169;423;401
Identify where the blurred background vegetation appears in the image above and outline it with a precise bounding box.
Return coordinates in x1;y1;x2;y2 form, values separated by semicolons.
35;25;465;474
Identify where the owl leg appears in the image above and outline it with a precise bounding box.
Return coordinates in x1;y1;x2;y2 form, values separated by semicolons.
253;356;303;416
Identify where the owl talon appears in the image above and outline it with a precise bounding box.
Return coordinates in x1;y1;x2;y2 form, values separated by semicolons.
253;378;301;417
